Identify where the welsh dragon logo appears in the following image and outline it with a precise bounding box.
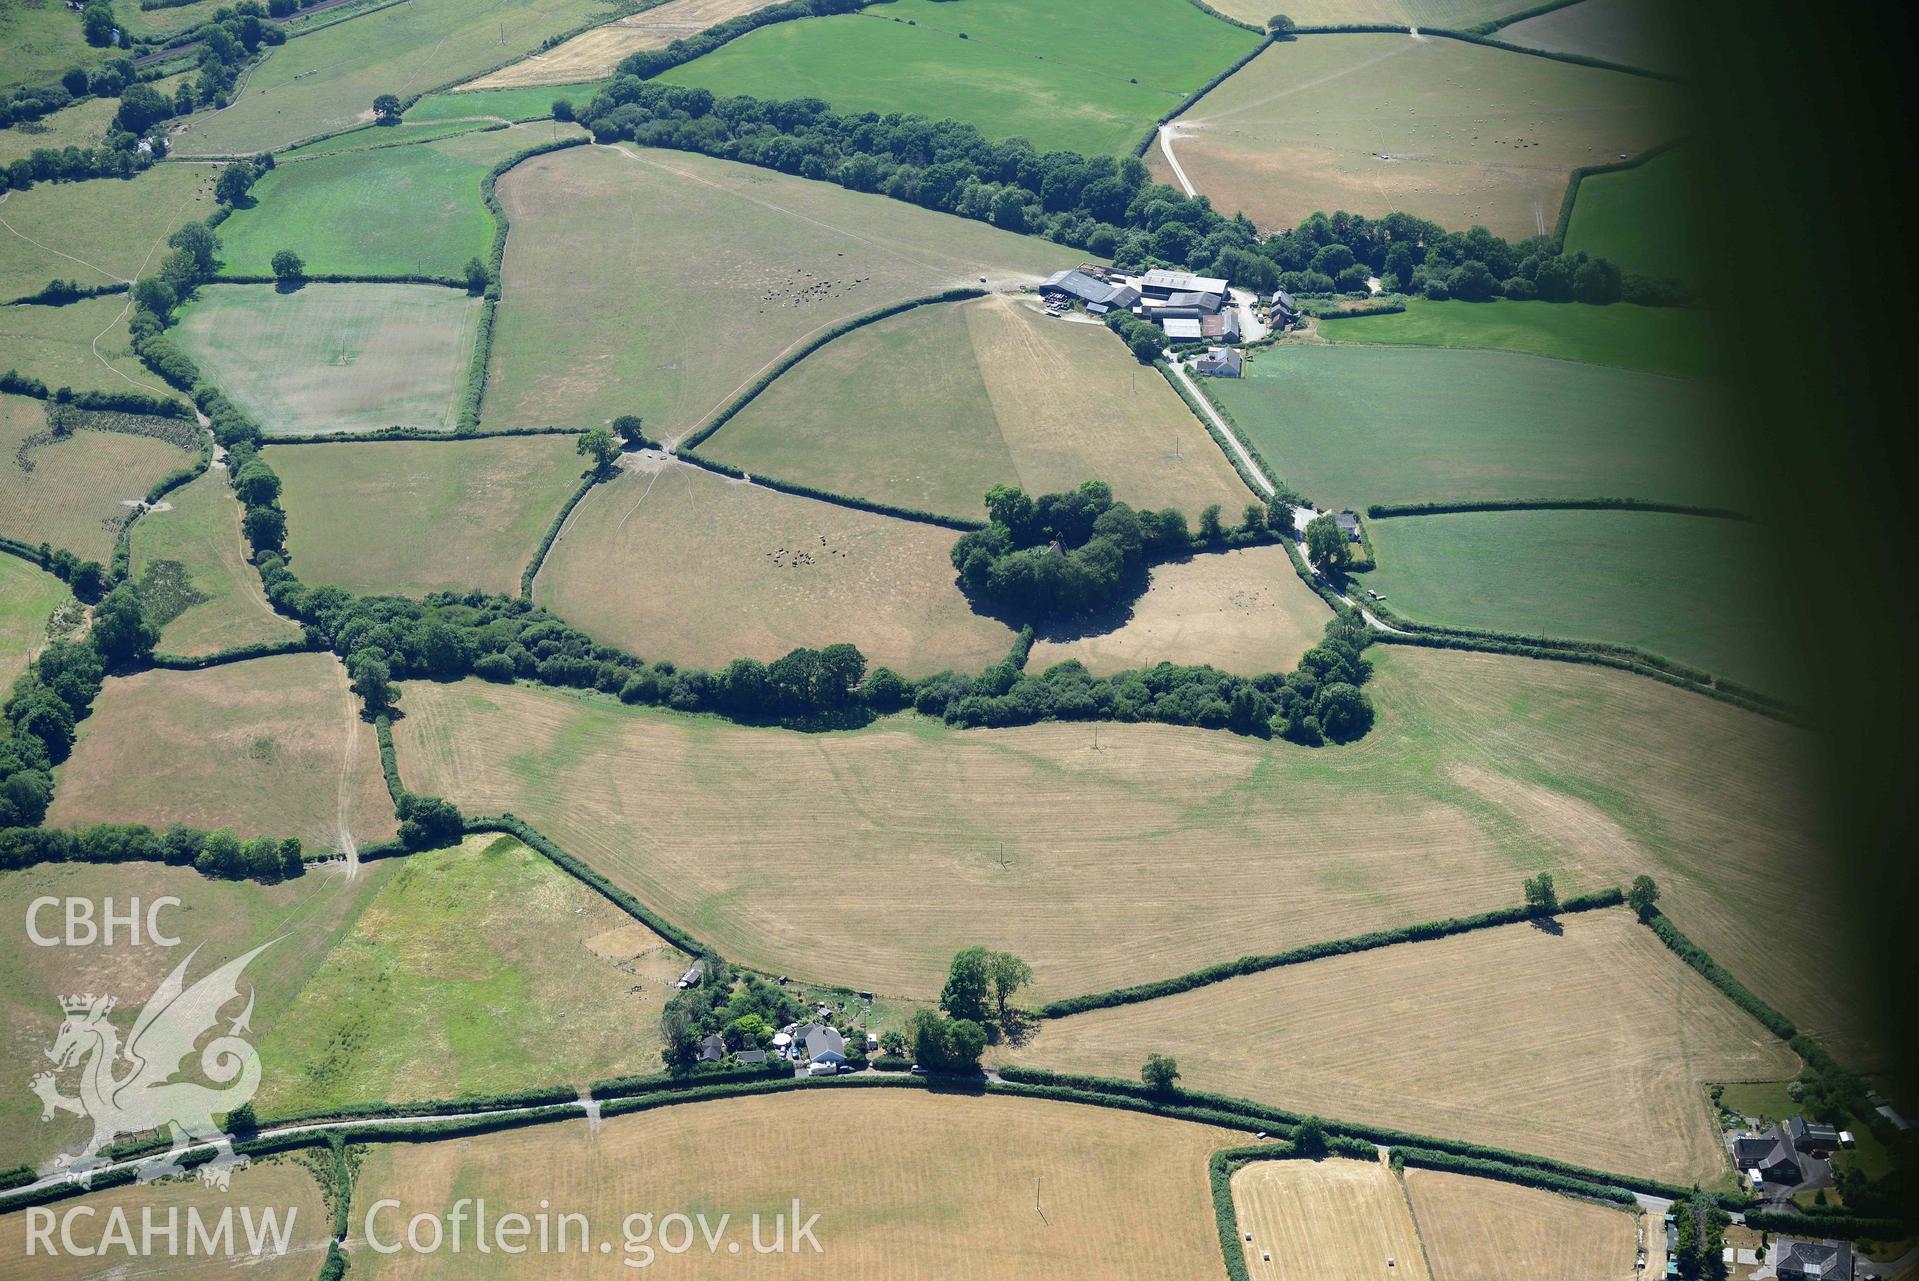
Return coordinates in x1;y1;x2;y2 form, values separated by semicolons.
31;941;275;1191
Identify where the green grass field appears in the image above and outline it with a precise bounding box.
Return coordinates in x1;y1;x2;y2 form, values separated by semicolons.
219;122;583;277
0;296;183;403
655;0;1259;156
254;833;685;1114
1316;298;1720;378
170;0;623;155
0;0;101;94
702;294;1250;520
130;467;304;657
272;433;587;596
173;283;482;435
279;116;499;159
0;857;392;1168
0;94;116;168
0;552;71;685
1564;143;1708;283
0;162;218;301
1207;344;1748;512
483;144;1072;437
1364;508;1796;695
110;0;233;39
1148;34;1689;239
1500;0;1689;76
407;78;608;123
0;392;200;561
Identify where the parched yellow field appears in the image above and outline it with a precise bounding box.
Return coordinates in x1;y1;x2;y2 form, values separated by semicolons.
273;434;587;597
1007;911;1796;1183
1027;545;1328;677
130;467;302;658
1404;1166;1639;1280
460;0;783;89
0;394;200;562
48;652;397;853
1233;1157;1429;1281
346;1090;1238;1280
1148;35;1689;238
703;294;1252;521
0;1156;334;1281
534;458;1015;676
1206;0;1542;26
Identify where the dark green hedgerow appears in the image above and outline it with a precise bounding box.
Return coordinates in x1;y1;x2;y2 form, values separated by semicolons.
0;370;191;419
675;454;987;532
373;713;405;808
1553;139;1690;244
1365;497;1750;521
1036;889;1623;1017
1642;909;1798;1039
592;1061;793;1101
1129;35;1273;158
1742;1211;1908;1241
149;636;315;669
259;424;580;446
1390;1145;1636;1205
519;469;601;598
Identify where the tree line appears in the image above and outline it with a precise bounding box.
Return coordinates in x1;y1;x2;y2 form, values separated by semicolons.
571;80;1679;306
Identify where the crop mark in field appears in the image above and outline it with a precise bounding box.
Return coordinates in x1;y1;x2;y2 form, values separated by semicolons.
1195;38;1414;128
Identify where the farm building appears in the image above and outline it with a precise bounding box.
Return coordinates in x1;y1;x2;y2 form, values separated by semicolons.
1271;289;1300;325
1040;268;1139;310
736;1048;769;1065
1141;268;1228;301
1774;1238;1853;1281
1788;1115;1846;1155
1162;318;1203;341
1195;347;1242;377
677;959;706;989
1335;510;1362;542
1200;310;1241;341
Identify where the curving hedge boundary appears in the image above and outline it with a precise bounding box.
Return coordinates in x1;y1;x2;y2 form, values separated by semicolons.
1130;34;1273;159
676;288;985;454
1035;889;1623;1018
149;636;315;670
1744;1210;1908;1242
1180;0;1260;34
1389;1145;1636;1205
258;424;579;446
1366;496;1750;521
1552;137;1692;246
519;466;599;598
0;371;192;419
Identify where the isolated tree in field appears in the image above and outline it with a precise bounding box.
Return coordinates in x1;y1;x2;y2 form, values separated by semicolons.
611;414;647;447
985;950;1032;1022
1142;1053;1181;1092
90;584;156;665
1267;14;1296;37
940;946;993;1023
372;93;402;124
348;652;397;714
464;257;488;294
1629;874;1661;920
944;1018;987;1071
1303;513;1351;575
270;249;304;284
1292;1116;1328;1157
1523;871;1560;916
577;427;620;475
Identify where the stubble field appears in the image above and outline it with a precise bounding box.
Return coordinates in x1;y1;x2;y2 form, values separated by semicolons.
47;651;398;853
1007;910;1796;1183
272;433;586;597
1499;0;1688;76
482;144;1072;438
130;467;303;658
1147;34;1688;239
1232;1158;1429;1281
173;284;483;436
346;1090;1238;1280
701;294;1252;521
461;0;782;89
0;394;200;562
534;459;1016;676
1404;1166;1641;1280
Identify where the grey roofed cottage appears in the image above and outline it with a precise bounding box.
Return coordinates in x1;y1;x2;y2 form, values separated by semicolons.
1271;289;1299;319
1777;1238;1854;1281
1733;1126;1804;1184
1195;347;1242;377
697;1034;724;1064
1335;510;1362;541
804;1025;848;1065
736;1048;768;1065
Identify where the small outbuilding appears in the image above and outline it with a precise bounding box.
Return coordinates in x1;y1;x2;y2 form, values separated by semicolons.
1789;1116;1844;1155
736;1048;768;1065
1162;317;1203;341
676;959;706;990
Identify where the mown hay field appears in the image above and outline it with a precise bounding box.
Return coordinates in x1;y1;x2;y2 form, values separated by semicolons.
483;144;1072;438
0;393;200;562
0;1155;333;1279
406;78;607;124
1147;34;1689;239
173;284;482;436
273;433;586;597
0;553;70;685
1206;344;1746;512
462;0;782;90
47;651;397;853
533;459;1015;676
0;161;216;301
1026;545;1329;677
255;833;685;1115
1316;297;1720;378
1404;1166;1641;1280
1009;910;1797;1183
388;641;1856;1068
655;0;1260;157
1232;1158;1429;1281
220;123;586;278
0;857;391;1170
1364;508;1796;696
1564;143;1709;283
1500;0;1689;75
171;0;622;155
1205;0;1539;28
702;294;1252;521
346;1090;1238;1280
130;467;303;658
0;296;180;403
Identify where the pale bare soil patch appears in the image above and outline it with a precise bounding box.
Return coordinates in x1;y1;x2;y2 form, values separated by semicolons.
534;461;1015;677
1028;544;1327;677
1006;910;1796;1183
48;652;397;853
1233;1157;1430;1281
1404;1166;1639;1280
346;1090;1237;1279
461;0;785;89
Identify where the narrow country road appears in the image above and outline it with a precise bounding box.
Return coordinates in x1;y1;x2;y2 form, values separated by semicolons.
1167;359;1269;496
1157;124;1199;198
